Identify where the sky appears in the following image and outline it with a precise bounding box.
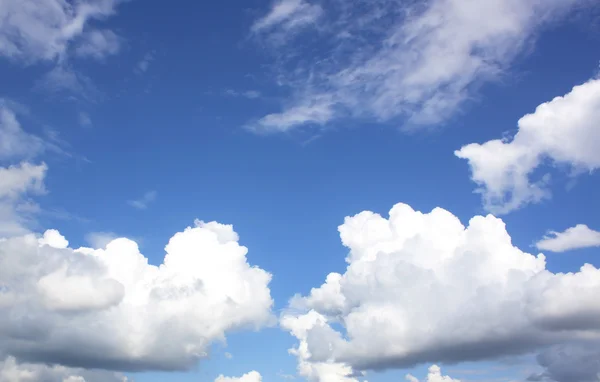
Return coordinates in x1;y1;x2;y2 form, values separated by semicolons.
1;0;600;382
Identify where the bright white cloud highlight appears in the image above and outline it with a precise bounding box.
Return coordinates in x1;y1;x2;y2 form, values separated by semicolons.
406;365;460;382
0;0;121;63
0;221;273;371
215;371;262;382
282;202;600;380
456;78;600;214
536;224;600;253
250;0;590;132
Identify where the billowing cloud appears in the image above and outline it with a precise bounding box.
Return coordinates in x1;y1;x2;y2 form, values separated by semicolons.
456;78;600;214
528;342;600;382
406;365;460;382
536;225;600;253
0;356;129;382
0;0;121;63
282;202;600;381
250;0;591;133
215;371;262;382
0;221;273;371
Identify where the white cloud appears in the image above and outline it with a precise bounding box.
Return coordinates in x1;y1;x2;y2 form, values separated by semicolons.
536;224;600;253
251;0;322;36
282;202;600;380
456;78;600;214
78;112;92;128
215;371;262;382
0;221;273;371
0;162;47;237
75;29;120;59
85;231;118;249
0;106;44;160
250;0;590;133
0;356;129;382
127;190;157;210
0;0;121;63
406;365;460;382
135;51;155;75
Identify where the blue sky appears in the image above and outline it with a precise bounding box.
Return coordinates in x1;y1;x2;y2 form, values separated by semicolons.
1;1;600;382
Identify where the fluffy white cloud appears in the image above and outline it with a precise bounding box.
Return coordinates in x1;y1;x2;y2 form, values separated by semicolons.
0;0;121;63
0;221;273;371
406;365;460;382
536;224;600;253
456;78;600;214
282;203;600;381
0;356;128;382
250;0;590;132
215;371;262;382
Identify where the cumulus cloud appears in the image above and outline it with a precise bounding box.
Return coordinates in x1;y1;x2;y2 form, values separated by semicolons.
249;0;591;133
0;221;273;371
406;365;460;382
215;371;262;382
282;202;600;381
0;0;121;63
456;78;600;214
127;190;157;210
528;342;600;382
536;225;600;253
0;356;129;382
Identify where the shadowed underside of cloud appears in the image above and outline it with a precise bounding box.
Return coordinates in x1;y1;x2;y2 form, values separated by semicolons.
281;202;600;382
249;0;593;133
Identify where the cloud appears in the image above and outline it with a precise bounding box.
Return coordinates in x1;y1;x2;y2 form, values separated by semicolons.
75;29;121;59
251;0;322;36
85;231;118;249
215;371;262;382
535;225;600;253
0;221;273;371
0;356;129;382
135;51;155;75
0;106;45;160
36;65;100;100
0;0;121;63
456;78;600;214
406;365;460;382
224;89;262;99
78;112;92;128
282;202;600;380
127;190;157;210
528;342;600;382
0;162;47;237
249;0;590;133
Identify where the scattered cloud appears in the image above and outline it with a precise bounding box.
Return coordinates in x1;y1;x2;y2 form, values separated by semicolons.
224;89;261;99
78;112;93;128
251;0;322;39
215;371;262;382
536;224;600;253
0;106;45;160
128;190;157;210
75;29;121;60
135;51;155;75
249;0;590;133
406;365;460;382
282;202;600;381
0;221;273;371
36;65;100;101
0;0;121;63
456;78;600;214
0;356;129;382
224;352;233;360
85;231;119;249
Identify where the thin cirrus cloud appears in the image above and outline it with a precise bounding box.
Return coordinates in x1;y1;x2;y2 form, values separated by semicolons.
456;78;600;214
248;0;590;133
128;190;157;210
281;202;600;382
536;224;600;253
0;222;273;371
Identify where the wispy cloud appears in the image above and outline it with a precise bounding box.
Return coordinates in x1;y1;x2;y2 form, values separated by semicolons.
135;51;155;75
249;0;589;133
85;231;118;248
35;65;101;101
127;190;157;210
224;89;261;99
78;112;93;128
251;0;322;37
75;29;121;60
